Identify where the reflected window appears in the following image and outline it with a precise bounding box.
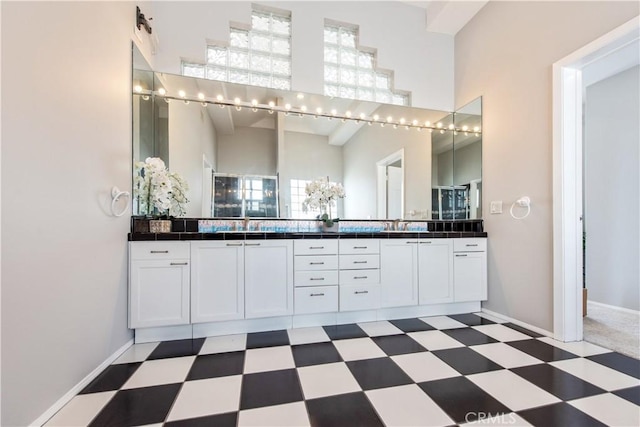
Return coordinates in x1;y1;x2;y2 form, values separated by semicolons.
183;8;291;90
324;22;410;106
290;179;338;219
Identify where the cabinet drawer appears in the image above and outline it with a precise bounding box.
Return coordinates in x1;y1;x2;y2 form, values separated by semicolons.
339;240;379;255
339;269;380;285
339;254;380;270
294;240;338;255
130;242;190;260
295;286;338;314
453;238;486;252
295;255;338;271
340;284;380;311
295;270;339;287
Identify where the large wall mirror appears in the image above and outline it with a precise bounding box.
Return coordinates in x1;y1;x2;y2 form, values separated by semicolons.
132;46;482;221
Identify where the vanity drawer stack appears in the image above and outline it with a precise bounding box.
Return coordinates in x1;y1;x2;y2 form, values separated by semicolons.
338;240;381;311
293;240;339;314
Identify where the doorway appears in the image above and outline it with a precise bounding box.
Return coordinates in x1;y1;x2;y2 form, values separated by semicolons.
376;149;405;219
552;18;639;342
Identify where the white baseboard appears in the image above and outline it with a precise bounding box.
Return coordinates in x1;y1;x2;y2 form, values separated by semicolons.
480;308;554;337
30;339;134;427
587;300;640;316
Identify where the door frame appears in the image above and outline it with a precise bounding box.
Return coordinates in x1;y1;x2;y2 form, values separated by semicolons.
552;18;639;342
376;149;405;219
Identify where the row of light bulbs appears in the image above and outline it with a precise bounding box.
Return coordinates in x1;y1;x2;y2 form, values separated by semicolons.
134;86;482;135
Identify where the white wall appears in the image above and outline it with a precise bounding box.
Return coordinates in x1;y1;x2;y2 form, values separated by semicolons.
584;66;639;311
1;2;136;425
217;126;277;175
169;102;217;217
455;1;639;330
147;1;454;111
280;131;344;217
343;123;431;219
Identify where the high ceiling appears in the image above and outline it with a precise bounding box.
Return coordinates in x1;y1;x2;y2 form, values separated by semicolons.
400;1;489;35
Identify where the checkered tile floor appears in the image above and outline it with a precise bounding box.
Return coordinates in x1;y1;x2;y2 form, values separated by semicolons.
45;313;640;426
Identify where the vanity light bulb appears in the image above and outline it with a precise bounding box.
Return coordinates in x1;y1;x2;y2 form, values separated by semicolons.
296;93;304;99
331;109;337;116
268;101;275;108
400;118;406;124
448;124;455;130
216;94;224;101
424;121;431;127
345;111;352;118
158;88;166;95
178;90;186;98
234;97;241;104
134;85;143;93
473;126;480;132
301;105;307;112
436;122;443;128
386;116;393;123
316;107;323;114
440;129;445;134
462;125;469;131
373;114;380;121
285;103;292;110
412;120;419;126
360;113;366;120
251;99;258;106
198;93;205;100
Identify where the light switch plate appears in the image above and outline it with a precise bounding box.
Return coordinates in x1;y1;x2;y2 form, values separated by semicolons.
490;201;503;214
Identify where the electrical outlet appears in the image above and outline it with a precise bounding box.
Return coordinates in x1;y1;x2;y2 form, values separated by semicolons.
490;201;503;214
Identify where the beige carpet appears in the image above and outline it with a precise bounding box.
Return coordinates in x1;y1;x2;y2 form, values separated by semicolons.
583;301;640;359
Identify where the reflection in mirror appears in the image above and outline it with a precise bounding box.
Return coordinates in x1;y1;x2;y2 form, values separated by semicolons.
430;97;482;219
132;51;482;220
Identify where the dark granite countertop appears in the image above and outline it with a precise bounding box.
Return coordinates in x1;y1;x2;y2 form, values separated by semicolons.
129;231;488;241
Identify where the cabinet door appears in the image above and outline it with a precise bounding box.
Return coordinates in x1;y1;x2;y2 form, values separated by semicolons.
191;242;244;323
453;251;487;302
380;240;418;308
129;260;190;328
245;240;293;318
418;240;453;304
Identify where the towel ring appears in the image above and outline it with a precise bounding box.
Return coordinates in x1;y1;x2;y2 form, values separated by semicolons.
510;196;531;220
111;186;131;217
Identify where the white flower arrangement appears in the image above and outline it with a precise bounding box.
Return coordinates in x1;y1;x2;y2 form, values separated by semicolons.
133;157;190;217
302;177;345;226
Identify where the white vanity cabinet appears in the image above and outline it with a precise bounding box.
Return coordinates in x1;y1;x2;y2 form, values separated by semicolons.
294;240;339;314
380;240;418;308
339;240;381;311
190;241;244;323
418;239;454;304
129;242;190;329
380;238;453;307
453;238;487;302
244;240;294;318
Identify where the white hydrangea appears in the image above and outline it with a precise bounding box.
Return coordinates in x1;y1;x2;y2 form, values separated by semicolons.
133;157;189;217
301;177;346;218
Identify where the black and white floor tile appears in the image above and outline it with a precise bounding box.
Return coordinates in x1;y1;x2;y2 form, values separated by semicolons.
44;314;640;427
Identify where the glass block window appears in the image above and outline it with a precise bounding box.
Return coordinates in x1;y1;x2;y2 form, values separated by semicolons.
324;23;410;106
183;8;291;90
290;179;338;219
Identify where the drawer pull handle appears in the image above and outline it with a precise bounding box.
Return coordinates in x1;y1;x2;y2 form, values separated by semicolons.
245;243;261;246
420;241;432;244
310;262;325;265
353;261;368;264
456;254;468;257
310;278;325;281
353;246;368;249
406;241;418;244
170;262;188;266
466;244;478;247
310;246;325;249
310;293;325;297
354;290;369;295
150;250;169;254
354;276;368;279
226;243;243;247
